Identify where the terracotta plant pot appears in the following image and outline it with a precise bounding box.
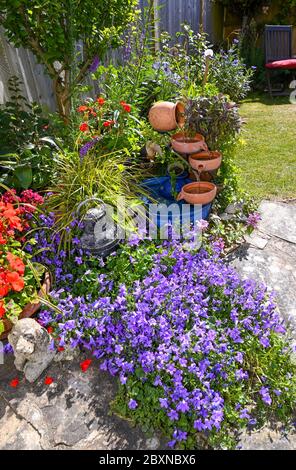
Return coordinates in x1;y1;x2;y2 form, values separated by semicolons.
177;182;217;205
148;101;185;132
0;272;51;341
189;151;222;172
171;132;208;155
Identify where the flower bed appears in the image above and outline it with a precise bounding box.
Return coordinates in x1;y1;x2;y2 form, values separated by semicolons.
33;223;296;449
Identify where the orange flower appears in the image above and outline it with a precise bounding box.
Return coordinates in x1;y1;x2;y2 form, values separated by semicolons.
77;105;88;113
79;123;89;132
97;97;105;106
6;271;25;292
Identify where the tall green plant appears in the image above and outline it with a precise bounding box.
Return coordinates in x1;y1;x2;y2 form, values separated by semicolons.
0;0;137;120
46;149;147;245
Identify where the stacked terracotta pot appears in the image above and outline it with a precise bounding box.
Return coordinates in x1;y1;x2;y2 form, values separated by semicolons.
148;101;222;205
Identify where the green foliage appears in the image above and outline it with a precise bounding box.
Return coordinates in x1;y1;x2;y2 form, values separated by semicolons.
210;43;254;102
0;76;56;189
0;0;138;118
0;0;137;70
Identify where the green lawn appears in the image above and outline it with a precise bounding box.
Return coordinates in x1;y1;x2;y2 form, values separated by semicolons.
233;93;296;201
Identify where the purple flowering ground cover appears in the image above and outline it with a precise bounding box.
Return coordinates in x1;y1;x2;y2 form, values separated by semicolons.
28;215;296;449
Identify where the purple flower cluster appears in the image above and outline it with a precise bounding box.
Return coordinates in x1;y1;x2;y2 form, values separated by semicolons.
37;234;288;446
246;212;261;229
89;56;100;73
79;137;99;159
26;212;87;286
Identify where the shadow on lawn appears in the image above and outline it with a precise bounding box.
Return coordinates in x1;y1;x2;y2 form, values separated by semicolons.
243;92;292;106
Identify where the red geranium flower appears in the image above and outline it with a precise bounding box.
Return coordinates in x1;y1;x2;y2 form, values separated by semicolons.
0;301;5;318
103;120;115;127
6;271;25;292
97;97;105;106
80;359;92;372
47;326;54;334
79;123;89;132
0;283;10;297
77;105;88;113
6;252;25;275
10;378;19;388
57;346;65;352
44;376;54;385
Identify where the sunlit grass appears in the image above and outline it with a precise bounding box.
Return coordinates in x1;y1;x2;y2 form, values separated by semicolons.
234;93;296;201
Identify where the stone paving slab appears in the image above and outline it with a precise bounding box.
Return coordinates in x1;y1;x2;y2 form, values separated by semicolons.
239;427;296;450
0;354;162;450
230;200;296;450
258;201;296;244
230;200;296;333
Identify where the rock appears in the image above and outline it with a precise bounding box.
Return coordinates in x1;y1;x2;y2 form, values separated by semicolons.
220;213;235;221
145;437;160;450
244;232;270;250
8;319;56;383
225;202;244;215
54;345;80;362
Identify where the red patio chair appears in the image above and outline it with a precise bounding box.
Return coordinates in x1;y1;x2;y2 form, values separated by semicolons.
265;25;296;96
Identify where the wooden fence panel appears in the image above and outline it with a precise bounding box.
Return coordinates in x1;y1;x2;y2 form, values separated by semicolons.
0;1;218;110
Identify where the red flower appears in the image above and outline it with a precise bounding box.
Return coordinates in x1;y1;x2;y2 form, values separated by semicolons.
47;326;54;334
120;101;131;112
77;105;88;113
57;346;65;352
0;284;10;297
44;376;54;385
10;378;19;388
79;123;89;132
0;301;5;318
0;234;6;245
123;104;131;112
6;252;25;275
80;359;92;372
6;271;25;292
97;97;105;106
103;120;115;127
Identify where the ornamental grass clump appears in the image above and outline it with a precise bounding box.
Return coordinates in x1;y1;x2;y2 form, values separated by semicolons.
37;235;296;449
